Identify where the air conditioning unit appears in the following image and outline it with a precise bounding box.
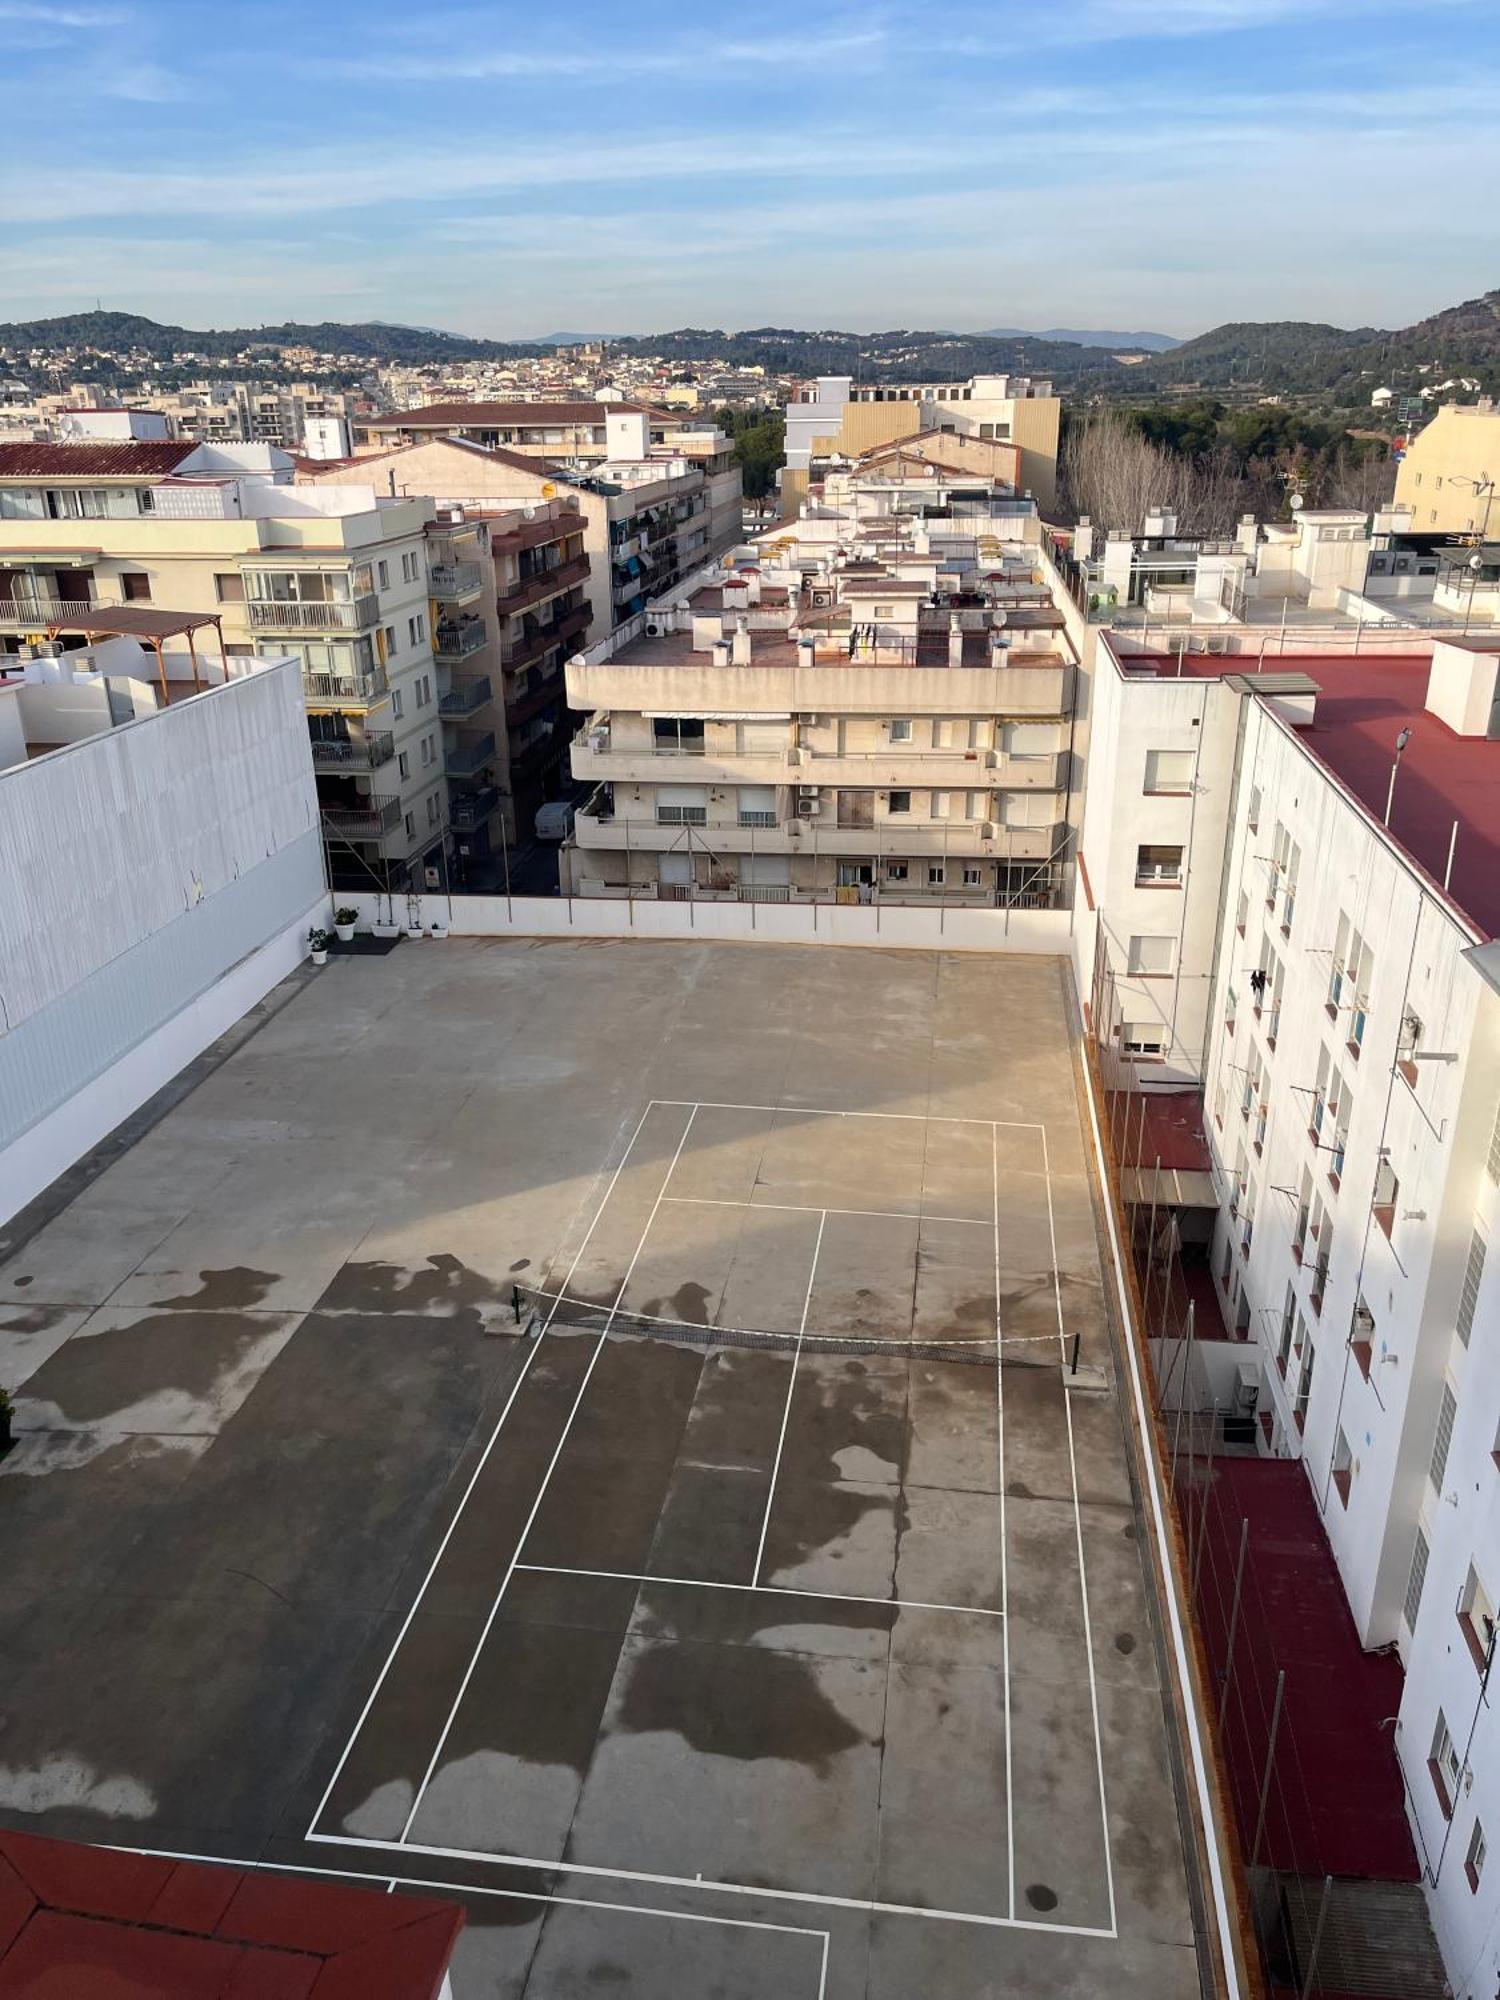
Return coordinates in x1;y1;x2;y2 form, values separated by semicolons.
645;620;663;638
797;796;821;818
1232;1363;1260;1417
798;784;820;800
810;587;833;609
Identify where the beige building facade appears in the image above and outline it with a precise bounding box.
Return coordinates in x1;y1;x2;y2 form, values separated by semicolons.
1394;402;1500;537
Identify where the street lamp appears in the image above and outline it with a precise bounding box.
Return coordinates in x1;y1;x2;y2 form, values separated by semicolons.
1464;550;1484;635
1384;726;1412;827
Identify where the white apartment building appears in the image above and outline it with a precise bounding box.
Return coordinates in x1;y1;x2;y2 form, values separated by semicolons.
562;539;1077;908
1080;629;1500;1996
0;439;449;892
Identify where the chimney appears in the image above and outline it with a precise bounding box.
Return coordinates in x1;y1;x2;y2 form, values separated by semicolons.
948;613;965;667
731;615;753;666
1237;514;1259;556
797;635;817;669
744;568;762;604
711;638;732;667
1073;515;1095;564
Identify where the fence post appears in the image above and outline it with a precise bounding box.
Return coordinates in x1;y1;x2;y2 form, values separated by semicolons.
1250;1670;1286;1868
1300;1874;1333;1999
1218;1517;1250;1730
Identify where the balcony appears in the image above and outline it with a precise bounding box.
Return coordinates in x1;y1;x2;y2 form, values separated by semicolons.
247;594;380;634
434;619;487;663
502;602;589;671
506;674;565;731
319;793;401;841
309;731;395;773
0;593;109;628
451;785;501;830
304;666;389;710
446;731;496;778
439;674;493;717
429;561;483;601
496;553;590;617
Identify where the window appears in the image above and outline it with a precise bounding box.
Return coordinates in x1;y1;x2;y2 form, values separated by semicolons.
1430;1711;1460;1819
120;571;151;602
420;735;433;767
1457;1227;1486;1349
653;717;706;754
407;613;426;646
1247;784;1262;833
427;793;439;826
1128;934;1176;976
1005;722;1053;760
887;861;908;882
1404;1527;1430;1633
213;572;244;603
390;688;404;720
416;673;431;706
1122;1021;1166;1059
1276;1283;1296;1376
888;789;912;815
1430;1383;1458;1496
1135;843;1183;886
1373;1160;1398;1239
398;751;410;780
401;550;419;584
930;790;950;819
738;784;777;828
889;718;912;742
1466;1820;1487;1894
927;864;945;886
1145;748;1194;794
1459;1564;1496;1674
962;866;981;887
377;559;390;590
404;812;416;839
1294;1339;1315;1431
964;790;984;821
656;784;707;826
1488;1099;1500;1184
1332;1428;1353;1506
385;625;397;656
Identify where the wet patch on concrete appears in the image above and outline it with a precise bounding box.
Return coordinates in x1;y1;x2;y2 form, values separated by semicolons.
315;1252;510;1322
149;1267;279;1310
612;1637;869;1777
0;1758;157;1819
1025;1882;1059;1912
1114;1630;1137;1656
0;1302;70;1335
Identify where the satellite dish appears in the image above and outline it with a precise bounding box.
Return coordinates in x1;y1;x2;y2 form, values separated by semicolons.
1289;493;1305;512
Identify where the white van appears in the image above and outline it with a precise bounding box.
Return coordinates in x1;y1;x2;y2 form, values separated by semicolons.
534;800;576;841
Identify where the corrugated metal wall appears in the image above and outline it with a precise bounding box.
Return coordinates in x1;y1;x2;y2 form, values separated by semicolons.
0;664;324;1150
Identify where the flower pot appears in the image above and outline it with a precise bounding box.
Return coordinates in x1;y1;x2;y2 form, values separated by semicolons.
404;924;425;940
429;922;449;939
372;922;400;939
310;948;329;966
334;922;356;943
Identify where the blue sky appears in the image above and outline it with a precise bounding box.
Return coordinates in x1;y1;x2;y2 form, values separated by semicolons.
1;0;1496;338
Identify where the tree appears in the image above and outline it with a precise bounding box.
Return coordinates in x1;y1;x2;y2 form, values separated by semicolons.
715;405;786;503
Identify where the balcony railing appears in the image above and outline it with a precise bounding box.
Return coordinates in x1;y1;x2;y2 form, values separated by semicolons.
304;666;389;709
429;562;483;599
496;553;589;616
439;674;493;717
502;602;588;670
320;794;401;840
446;732;496;777
451;785;501;830
0;594;110;628
434;620;487;662
248;593;380;633
309;731;395;772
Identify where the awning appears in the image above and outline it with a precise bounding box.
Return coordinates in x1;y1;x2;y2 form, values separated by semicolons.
642;711;792;722
32;605;224;641
1121;1165;1220;1208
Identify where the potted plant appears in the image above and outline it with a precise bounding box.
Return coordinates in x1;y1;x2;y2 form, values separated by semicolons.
333;905;358;943
308;926;331;966
403;895;426;940
429;914;450;939
372;895;400;940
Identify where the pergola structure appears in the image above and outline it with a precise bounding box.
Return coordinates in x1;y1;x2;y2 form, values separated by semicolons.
31;604;230;704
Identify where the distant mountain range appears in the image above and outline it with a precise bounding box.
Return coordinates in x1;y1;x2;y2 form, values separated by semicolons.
2;293;1498;401
979;327;1180;351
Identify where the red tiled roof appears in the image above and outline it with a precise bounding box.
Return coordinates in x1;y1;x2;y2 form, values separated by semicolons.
1123;648;1500;941
0;441;196;479
0;1833;462;1999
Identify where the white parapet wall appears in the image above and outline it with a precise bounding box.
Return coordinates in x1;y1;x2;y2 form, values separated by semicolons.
345;890;1078;955
0;659;327;1224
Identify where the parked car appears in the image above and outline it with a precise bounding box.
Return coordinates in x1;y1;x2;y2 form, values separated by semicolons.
534;800;576;841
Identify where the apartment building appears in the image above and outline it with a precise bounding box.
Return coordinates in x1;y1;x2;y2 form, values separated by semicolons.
783;371;1061;512
300;415;734;643
1395;401;1500;538
0;440;449;892
1081;629;1500;1997
358;397;714;467
562;537;1077;908
423;498;591;862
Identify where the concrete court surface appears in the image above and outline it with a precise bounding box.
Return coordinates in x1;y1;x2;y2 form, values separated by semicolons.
0;937;1206;1999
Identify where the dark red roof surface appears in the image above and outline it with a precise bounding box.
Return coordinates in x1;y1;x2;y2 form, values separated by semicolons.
0;441;195;479
1124;649;1500;940
0;1833;461;1998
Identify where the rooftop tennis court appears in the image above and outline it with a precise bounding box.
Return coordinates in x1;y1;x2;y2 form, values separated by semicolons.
0;938;1205;1998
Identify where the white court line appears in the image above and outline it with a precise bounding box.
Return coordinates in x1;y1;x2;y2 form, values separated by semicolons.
649;1098;1045;1130
306;1100;663;1841
662;1195;991;1228
398;1104;702;1846
992;1125;1016;1922
514;1560;1005;1622
541;1287;1001;1353
1042;1125;1117;1938
752;1207;824;1588
116;1845;830;1999
308;1829;1117;1939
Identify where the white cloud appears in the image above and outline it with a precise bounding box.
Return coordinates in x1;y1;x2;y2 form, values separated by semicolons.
350;24;883;81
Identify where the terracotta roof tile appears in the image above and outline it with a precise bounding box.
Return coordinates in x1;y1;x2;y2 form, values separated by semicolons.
0;441;195;479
